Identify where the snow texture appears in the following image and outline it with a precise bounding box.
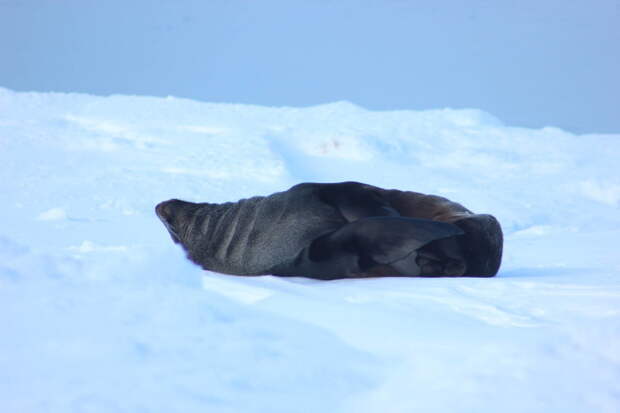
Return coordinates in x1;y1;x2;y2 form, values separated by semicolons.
1;87;619;412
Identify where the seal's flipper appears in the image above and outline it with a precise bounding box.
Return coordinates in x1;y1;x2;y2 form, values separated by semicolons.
347;217;463;265
415;236;467;276
278;216;464;279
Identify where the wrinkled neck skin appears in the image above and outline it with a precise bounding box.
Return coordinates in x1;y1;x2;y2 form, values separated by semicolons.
155;199;209;246
156;198;246;267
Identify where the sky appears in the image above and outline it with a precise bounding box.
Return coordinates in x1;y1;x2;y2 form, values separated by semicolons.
1;0;618;134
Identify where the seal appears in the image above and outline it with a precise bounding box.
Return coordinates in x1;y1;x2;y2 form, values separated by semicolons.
155;181;503;280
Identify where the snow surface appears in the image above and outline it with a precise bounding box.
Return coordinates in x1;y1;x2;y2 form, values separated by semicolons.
1;87;619;412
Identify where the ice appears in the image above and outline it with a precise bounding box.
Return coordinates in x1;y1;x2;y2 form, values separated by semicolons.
1;87;619;412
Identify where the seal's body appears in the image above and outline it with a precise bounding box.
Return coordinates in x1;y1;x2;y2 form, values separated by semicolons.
156;182;503;280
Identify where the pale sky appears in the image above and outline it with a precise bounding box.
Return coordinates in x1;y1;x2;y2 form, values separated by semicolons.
1;0;618;133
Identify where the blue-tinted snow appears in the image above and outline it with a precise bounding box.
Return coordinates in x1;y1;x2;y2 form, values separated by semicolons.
1;87;619;412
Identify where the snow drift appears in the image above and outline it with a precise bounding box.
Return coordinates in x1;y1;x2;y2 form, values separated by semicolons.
1;87;619;412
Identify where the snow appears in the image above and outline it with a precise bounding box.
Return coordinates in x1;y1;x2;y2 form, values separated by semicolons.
1;86;619;412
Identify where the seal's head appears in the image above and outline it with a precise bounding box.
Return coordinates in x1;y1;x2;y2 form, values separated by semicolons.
155;199;197;245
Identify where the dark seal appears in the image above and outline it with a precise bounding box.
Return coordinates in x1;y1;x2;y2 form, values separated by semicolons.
155;182;503;280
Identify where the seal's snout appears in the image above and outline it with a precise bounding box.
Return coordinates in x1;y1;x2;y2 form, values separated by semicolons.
155;199;185;244
155;199;187;223
155;200;172;222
